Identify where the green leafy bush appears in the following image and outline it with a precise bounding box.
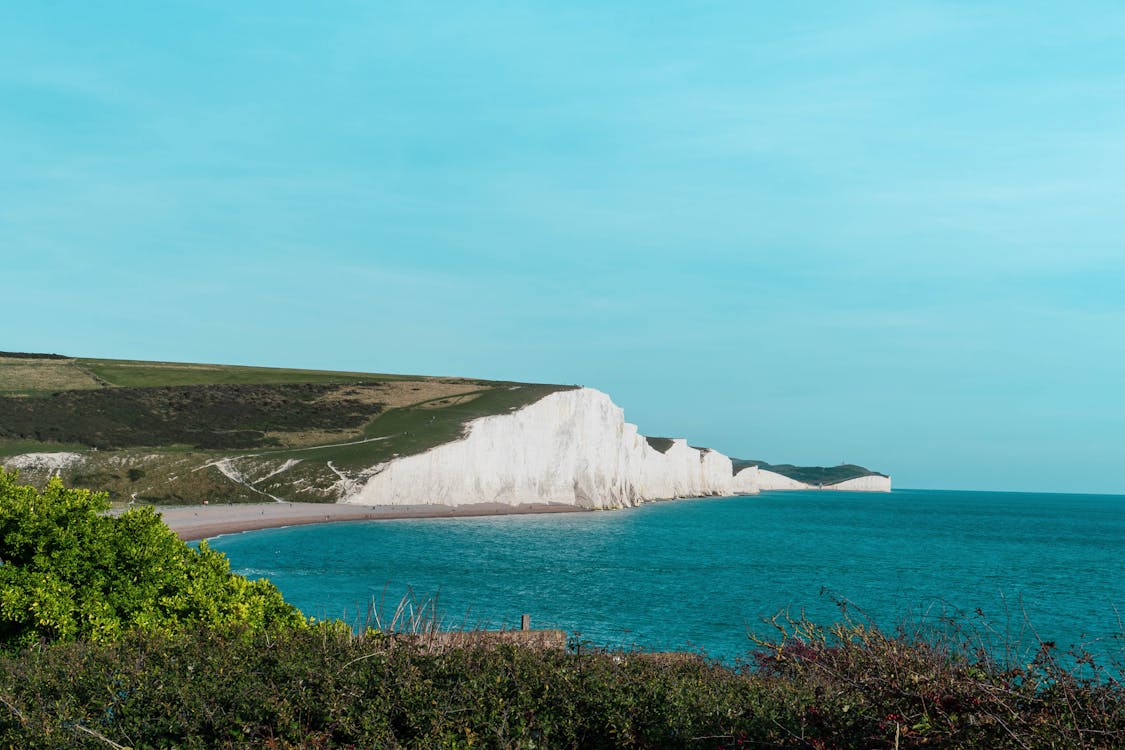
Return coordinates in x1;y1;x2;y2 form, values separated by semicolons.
0;627;795;749
4;621;1120;749
0;469;303;647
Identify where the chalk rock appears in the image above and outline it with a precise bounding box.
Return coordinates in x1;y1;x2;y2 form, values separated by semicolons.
754;468;892;492
2;452;84;474
731;465;761;495
822;474;892;492
344;387;735;509
755;469;813;491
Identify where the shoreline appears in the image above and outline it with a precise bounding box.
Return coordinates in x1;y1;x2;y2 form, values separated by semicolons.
157;501;586;541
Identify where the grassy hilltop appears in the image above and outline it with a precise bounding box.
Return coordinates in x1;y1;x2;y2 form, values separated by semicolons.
0;352;574;504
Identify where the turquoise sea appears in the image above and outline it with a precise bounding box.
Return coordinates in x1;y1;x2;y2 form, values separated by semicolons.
208;489;1125;664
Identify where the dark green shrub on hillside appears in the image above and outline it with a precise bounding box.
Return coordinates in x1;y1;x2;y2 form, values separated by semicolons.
645;436;675;454
0;469;303;647
0;383;385;450
0;352;68;360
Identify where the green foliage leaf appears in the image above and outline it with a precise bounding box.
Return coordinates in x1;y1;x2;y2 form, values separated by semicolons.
0;469;303;648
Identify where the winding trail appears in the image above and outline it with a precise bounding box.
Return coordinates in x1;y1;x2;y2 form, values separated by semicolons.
189;435;400;502
208;458;285;503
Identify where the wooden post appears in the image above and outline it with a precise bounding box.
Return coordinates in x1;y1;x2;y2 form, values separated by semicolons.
521;614;530;631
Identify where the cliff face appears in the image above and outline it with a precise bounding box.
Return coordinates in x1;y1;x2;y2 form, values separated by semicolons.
748;468;892;493
821;474;892;492
755;469;814;491
731;465;760;494
344;388;735;509
3;382;892;507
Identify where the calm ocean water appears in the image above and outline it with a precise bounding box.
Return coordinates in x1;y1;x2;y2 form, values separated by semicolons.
208;489;1125;663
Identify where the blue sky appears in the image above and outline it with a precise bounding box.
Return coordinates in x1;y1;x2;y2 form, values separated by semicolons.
3;2;1124;493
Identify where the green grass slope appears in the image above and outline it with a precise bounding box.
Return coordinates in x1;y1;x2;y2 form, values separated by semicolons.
0;353;575;504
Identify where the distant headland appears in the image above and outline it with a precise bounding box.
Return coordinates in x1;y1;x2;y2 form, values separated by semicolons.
1;352;890;520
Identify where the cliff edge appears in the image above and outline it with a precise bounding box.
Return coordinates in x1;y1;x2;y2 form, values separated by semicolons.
2;354;891;506
343;387;891;506
344;388;735;509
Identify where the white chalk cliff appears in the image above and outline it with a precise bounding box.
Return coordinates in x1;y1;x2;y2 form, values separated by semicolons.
3;385;890;507
731;465;760;494
741;467;891;493
756;468;816;491
344;388;735;509
820;474;892;492
342;387;890;509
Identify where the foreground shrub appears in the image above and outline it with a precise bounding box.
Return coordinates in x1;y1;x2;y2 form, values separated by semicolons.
1;620;1121;749
753;612;1125;749
0;626;794;749
0;469;303;647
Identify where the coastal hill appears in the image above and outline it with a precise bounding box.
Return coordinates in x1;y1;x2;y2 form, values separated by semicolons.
1;352;890;506
731;459;889;490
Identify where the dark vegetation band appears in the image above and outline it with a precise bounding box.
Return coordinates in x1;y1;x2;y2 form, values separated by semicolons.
0;383;385;450
0;351;68;360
